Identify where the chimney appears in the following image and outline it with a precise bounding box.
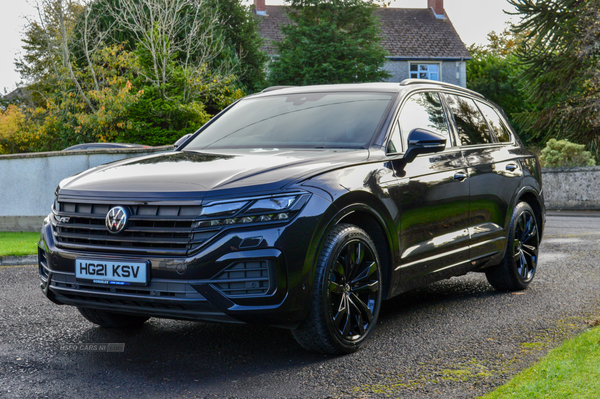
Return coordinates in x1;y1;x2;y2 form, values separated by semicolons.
428;0;446;19
255;0;266;16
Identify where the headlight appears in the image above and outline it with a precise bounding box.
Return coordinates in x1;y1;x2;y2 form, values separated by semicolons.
246;196;297;213
200;201;248;217
194;194;309;229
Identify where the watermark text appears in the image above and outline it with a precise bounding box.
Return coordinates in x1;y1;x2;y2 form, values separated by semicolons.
59;343;125;352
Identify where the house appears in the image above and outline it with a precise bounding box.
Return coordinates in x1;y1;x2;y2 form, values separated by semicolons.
254;0;472;87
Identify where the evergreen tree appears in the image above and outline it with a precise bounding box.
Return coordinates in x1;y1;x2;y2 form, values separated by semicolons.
509;0;600;156
207;0;267;92
269;0;389;86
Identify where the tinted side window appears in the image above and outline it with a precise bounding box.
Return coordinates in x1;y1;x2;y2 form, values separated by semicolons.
444;94;492;146
398;92;450;150
476;101;512;143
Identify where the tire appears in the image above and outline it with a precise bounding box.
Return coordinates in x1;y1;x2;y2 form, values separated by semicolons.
292;224;383;354
486;202;540;291
78;307;149;328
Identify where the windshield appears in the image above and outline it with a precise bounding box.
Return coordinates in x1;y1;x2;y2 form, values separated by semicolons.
184;92;395;150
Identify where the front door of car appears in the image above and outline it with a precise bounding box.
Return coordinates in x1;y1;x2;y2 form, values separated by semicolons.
442;94;523;260
386;92;471;284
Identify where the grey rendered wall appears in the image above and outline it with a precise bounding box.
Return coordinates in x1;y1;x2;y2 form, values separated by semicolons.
383;60;410;83
542;167;600;210
383;60;466;87
0;146;172;232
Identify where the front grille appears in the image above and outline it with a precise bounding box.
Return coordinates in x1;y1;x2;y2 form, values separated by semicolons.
51;194;305;257
50;272;206;302
57;293;195;311
212;261;271;296
52;201;215;256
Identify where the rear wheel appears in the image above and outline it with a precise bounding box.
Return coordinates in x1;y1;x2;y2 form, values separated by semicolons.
78;307;149;328
292;224;382;354
486;202;539;291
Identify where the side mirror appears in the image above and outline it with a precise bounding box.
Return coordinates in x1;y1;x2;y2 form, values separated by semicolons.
174;134;192;150
404;128;447;163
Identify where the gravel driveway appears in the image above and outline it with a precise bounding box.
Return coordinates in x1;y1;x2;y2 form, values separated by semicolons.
1;214;599;398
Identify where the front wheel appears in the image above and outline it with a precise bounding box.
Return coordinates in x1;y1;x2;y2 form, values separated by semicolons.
486;202;540;291
292;224;382;354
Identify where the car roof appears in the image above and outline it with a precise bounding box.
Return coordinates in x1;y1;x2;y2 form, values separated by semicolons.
255;80;486;100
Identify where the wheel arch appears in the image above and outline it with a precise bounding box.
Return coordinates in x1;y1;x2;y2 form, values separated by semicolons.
514;187;545;242
308;191;397;301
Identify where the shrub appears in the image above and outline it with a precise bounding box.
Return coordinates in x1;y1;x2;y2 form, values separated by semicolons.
540;138;596;168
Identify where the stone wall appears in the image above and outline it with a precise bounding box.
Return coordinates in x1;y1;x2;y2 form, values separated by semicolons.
541;166;600;210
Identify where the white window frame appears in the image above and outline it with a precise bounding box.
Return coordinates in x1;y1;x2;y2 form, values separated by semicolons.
409;62;441;81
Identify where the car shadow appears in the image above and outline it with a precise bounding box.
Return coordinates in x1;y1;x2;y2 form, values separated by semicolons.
50;273;507;391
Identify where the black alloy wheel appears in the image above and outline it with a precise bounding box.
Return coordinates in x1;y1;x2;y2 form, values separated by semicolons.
513;209;539;281
328;239;380;341
292;224;382;354
486;202;539;291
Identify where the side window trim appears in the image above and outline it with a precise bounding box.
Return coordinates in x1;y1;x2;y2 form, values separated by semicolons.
438;91;460;148
384;97;408;155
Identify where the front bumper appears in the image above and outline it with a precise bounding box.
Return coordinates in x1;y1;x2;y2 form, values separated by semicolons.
38;196;330;328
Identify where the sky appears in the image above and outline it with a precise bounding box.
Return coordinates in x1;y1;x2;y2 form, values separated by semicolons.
0;0;520;94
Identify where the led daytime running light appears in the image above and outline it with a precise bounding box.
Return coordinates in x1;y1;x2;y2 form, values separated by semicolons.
194;213;290;228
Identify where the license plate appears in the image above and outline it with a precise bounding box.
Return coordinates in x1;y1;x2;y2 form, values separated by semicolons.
75;259;149;286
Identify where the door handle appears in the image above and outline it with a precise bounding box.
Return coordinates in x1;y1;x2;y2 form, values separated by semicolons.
453;172;467;182
506;163;518;172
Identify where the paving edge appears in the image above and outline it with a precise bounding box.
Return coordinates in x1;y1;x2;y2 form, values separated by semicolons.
546;210;600;217
0;255;37;266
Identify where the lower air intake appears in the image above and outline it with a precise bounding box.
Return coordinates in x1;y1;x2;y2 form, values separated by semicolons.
212;261;271;297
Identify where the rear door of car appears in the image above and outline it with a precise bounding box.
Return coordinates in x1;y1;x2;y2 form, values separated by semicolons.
387;91;471;283
441;93;523;260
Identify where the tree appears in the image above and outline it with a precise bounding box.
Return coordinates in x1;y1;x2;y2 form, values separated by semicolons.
13;0;246;152
509;0;600;156
207;0;267;92
15;0;85;108
540;138;596;168
0;105;31;154
104;0;233;102
269;0;389;86
71;0;266;95
467;29;532;142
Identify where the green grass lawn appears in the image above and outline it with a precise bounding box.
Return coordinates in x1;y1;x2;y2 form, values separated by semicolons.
0;232;40;257
483;325;600;398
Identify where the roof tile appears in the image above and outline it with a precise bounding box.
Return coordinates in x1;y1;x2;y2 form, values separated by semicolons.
256;6;471;59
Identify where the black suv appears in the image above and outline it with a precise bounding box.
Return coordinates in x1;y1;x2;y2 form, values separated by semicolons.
39;81;545;354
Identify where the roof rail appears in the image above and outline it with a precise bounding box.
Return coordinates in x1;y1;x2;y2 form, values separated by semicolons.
261;86;297;93
399;79;484;99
